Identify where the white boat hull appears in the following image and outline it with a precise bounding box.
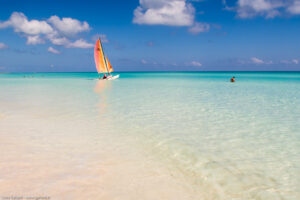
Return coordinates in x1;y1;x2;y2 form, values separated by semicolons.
104;74;119;80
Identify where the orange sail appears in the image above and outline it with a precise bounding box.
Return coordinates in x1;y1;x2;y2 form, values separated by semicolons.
106;57;114;73
94;38;109;73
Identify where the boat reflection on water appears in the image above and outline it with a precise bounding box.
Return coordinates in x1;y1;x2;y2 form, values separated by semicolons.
94;80;112;116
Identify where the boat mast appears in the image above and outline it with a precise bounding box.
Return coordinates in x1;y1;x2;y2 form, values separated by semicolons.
99;38;110;76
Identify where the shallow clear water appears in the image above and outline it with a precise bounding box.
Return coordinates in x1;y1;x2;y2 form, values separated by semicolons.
0;72;299;199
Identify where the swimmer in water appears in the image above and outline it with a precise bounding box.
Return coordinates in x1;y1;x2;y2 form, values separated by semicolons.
230;76;235;82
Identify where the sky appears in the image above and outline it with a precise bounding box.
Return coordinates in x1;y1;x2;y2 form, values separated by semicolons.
0;0;300;72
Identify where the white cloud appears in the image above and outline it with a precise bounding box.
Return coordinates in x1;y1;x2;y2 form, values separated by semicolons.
251;57;264;64
266;60;273;64
292;59;299;64
47;33;92;48
231;0;300;19
239;0;274;11
147;41;154;46
237;0;282;18
26;35;45;44
191;61;202;67
99;34;109;43
67;39;93;48
133;0;195;26
92;34;109;43
141;59;147;64
48;16;90;35
282;59;299;64
188;22;210;34
0;12;53;35
280;60;290;64
0;42;8;49
0;12;93;49
288;1;300;14
48;46;60;54
46;33;70;46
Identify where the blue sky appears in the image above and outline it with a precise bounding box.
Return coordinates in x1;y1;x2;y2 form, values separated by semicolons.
0;0;300;72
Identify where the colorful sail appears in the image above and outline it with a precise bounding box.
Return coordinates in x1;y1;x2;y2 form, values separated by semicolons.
106;57;114;73
94;38;109;73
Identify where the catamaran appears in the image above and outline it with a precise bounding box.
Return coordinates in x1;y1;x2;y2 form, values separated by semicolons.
94;38;119;80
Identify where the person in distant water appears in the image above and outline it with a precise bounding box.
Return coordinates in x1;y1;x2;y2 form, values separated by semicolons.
230;76;235;82
103;74;107;79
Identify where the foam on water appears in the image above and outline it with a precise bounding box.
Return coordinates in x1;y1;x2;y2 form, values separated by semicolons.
0;72;299;199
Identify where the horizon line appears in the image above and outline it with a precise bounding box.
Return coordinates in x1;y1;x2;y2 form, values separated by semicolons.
1;70;300;74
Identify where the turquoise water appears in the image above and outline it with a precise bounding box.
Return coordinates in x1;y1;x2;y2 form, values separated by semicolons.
0;72;299;199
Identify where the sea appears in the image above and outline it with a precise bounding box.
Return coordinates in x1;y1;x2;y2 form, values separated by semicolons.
0;72;299;200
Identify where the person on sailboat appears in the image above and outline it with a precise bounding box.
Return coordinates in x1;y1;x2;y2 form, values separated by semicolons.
103;74;107;79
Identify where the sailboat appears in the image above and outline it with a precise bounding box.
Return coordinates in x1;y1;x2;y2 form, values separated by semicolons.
94;38;119;80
